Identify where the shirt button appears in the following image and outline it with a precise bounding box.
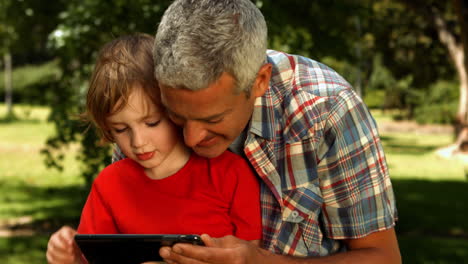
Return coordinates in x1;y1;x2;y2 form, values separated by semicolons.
291;210;299;218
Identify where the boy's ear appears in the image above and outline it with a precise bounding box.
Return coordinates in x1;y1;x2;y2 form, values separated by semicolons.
252;63;272;98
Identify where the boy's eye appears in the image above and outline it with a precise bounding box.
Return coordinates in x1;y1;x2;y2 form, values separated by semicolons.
113;127;127;133
147;120;161;127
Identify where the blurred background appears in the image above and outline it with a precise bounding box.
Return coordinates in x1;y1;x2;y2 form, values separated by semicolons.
1;0;467;263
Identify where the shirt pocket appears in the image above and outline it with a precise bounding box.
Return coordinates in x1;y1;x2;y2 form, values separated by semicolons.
277;183;325;256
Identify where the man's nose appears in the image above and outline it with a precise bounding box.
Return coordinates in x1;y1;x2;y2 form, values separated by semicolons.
183;120;207;148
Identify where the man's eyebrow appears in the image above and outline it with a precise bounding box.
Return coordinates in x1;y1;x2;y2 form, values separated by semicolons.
197;110;232;121
163;105;233;121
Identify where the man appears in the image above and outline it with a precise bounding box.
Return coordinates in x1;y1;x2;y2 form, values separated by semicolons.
152;0;400;263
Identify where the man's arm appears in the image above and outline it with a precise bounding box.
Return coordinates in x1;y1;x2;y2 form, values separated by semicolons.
160;227;401;264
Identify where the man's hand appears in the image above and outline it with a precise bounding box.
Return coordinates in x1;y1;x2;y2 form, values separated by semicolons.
159;228;401;264
46;226;84;264
159;234;267;264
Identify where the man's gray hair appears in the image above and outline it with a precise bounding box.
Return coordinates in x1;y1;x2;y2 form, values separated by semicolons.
153;0;267;93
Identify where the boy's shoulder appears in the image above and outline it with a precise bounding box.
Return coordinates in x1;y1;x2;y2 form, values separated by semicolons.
95;158;139;182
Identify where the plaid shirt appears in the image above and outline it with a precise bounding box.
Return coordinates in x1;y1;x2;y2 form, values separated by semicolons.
112;49;397;257
243;50;397;256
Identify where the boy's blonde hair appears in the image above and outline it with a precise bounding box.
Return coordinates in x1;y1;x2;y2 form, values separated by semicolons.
86;33;159;143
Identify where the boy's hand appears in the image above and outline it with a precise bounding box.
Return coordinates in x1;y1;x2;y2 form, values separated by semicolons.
46;226;84;264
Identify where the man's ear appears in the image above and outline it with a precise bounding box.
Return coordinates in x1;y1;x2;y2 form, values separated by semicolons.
252;63;272;98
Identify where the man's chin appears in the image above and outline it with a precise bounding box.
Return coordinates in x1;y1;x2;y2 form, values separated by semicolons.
193;146;225;158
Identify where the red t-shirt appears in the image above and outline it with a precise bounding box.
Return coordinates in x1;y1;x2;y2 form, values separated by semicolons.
77;151;261;240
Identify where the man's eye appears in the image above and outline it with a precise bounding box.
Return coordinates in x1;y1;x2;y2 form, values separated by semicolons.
206;118;222;124
147;120;161;127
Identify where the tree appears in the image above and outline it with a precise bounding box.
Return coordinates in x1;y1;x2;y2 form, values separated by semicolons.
0;0;17;119
0;0;66;118
392;0;468;151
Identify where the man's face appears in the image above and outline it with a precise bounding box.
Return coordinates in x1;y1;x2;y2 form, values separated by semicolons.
160;66;271;158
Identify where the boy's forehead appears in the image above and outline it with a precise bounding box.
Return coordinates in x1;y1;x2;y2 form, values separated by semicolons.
110;88;162;116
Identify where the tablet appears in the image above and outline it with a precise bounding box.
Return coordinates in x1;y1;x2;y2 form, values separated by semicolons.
75;234;204;264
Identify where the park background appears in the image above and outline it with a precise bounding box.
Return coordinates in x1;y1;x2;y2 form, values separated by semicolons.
1;0;468;263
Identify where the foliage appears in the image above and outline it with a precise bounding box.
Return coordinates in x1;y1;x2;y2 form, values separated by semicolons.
364;89;386;109
0;0;66;63
369;1;455;89
0;60;61;105
413;80;459;124
367;53;422;119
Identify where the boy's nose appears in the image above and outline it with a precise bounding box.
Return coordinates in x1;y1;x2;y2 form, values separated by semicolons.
131;130;146;148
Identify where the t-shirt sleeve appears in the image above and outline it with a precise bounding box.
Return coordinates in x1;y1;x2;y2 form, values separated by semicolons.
77;170;118;234
224;154;262;241
318;89;397;239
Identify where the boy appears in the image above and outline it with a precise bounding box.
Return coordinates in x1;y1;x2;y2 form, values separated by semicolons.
46;34;261;264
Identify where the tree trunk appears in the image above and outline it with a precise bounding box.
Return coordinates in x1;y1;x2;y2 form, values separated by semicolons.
432;2;468;152
3;51;13;117
453;0;468;151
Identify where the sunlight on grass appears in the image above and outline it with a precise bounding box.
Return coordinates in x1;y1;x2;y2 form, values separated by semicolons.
0;104;50;121
0;119;81;187
381;132;466;181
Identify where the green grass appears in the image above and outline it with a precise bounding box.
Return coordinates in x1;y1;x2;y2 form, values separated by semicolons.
382;132;466;181
1;104;85;263
0;236;50;264
1;104;467;263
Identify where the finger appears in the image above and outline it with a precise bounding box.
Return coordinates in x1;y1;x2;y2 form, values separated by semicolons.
201;234;239;248
161;245;208;264
46;241;77;264
60;226;77;244
47;227;79;263
54;229;75;253
46;249;77;264
160;246;182;264
174;242;229;263
200;234;216;247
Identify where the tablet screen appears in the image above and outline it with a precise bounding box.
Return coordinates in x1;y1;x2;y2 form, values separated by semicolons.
75;234;204;264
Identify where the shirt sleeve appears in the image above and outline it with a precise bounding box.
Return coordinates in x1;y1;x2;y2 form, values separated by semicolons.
111;144;126;163
225;155;262;241
318;88;397;239
77;172;118;234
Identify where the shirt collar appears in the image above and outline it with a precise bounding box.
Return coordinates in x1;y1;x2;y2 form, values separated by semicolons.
248;85;278;140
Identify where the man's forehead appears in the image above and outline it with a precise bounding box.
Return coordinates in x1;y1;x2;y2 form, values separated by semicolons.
162;96;238;125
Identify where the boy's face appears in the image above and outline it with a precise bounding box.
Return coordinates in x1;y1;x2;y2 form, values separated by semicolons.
107;84;188;179
160;65;271;158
